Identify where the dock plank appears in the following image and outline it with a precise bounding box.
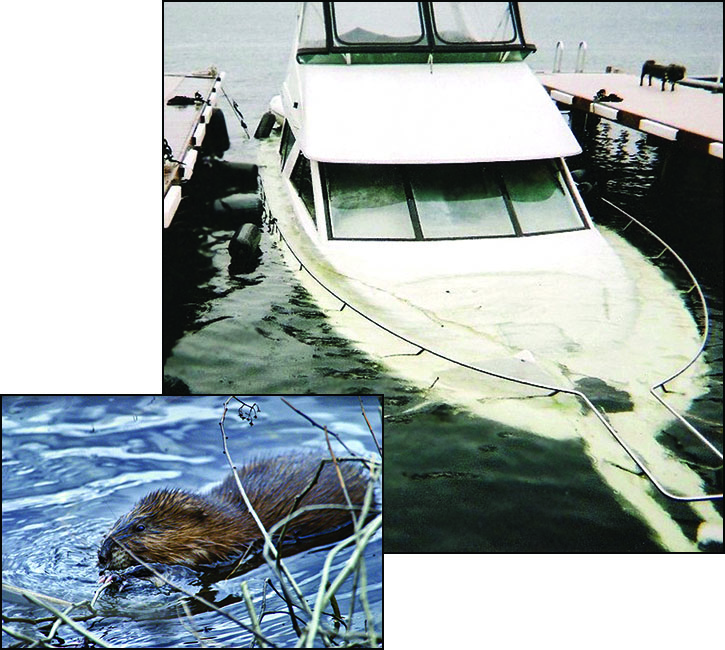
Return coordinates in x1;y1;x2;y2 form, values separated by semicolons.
537;72;722;157
163;72;222;226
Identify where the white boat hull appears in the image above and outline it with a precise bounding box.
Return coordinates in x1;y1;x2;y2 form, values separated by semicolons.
259;138;721;550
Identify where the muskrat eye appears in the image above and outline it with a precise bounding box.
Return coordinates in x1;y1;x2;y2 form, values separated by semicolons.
135;524;146;532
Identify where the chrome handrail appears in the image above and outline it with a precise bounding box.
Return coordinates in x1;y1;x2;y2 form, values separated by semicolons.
553;40;564;73
600;197;722;465
600;198;709;378
575;41;587;73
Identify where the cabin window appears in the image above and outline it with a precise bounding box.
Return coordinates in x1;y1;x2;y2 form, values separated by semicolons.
290;154;316;225
431;2;516;44
322;160;586;240
409;164;514;237
325;164;415;239
332;2;425;45
501;161;584;234
296;2;534;64
299;2;326;49
279;121;295;170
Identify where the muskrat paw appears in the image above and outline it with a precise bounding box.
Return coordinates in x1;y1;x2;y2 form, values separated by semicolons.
98;571;129;592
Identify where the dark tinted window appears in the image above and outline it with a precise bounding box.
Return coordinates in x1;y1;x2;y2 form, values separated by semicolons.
279;121;296;170
290;154;316;225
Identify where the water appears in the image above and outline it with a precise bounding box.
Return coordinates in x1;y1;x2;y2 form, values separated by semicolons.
162;1;722;554
521;2;723;76
2;395;382;647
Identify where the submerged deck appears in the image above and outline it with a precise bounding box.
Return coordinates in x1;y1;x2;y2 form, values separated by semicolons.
537;72;723;159
163;70;224;226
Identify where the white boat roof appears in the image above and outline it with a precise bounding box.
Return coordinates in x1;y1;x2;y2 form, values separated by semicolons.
289;62;581;164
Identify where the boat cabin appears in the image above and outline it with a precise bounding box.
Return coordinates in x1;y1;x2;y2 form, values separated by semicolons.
258;3;723;512
279;130;589;241
270;2;589;244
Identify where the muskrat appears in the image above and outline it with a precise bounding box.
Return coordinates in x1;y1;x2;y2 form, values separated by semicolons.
98;454;372;572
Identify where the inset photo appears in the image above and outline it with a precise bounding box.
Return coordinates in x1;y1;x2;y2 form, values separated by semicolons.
2;394;382;648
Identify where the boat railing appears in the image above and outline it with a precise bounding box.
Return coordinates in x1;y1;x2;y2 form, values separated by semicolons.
595;197;722;498
263;189;722;502
598;198;710;378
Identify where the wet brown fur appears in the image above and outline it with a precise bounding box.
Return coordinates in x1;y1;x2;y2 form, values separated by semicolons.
98;454;370;571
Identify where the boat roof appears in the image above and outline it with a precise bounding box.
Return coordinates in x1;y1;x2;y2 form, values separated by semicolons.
290;61;582;164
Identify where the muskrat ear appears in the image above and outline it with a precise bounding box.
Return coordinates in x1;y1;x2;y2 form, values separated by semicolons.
177;501;212;521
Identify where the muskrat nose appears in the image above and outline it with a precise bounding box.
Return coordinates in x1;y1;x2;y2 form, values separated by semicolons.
98;538;113;567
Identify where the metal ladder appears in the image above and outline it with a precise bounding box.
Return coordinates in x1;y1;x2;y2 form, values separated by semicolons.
553;40;588;73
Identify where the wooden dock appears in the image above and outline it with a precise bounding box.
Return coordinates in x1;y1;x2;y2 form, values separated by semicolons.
164;70;225;227
537;72;723;159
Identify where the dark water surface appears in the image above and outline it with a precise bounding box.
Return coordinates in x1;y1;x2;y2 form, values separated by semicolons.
2;395;382;647
385;405;665;553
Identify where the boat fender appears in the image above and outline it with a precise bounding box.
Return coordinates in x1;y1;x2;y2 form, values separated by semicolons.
570;169;587;183
570;168;595;196
228;222;262;262
183;158;259;199
212;192;264;226
254;111;277;139
200;107;230;157
216;160;259;194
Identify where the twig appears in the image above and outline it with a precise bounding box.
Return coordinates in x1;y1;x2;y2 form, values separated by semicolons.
215;396;381;647
20;593;112;648
302;513;382;647
99;540;275;647
322;428;358;529
2;582;77;610
242;581;267;648
358;397;382;456
280;398;359;456
218;397;312;637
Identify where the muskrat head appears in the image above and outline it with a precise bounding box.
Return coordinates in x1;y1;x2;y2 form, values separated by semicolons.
98;488;250;571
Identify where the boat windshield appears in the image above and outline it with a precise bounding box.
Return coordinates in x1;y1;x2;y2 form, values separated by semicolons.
335;3;425;45
297;2;534;63
322;160;587;240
